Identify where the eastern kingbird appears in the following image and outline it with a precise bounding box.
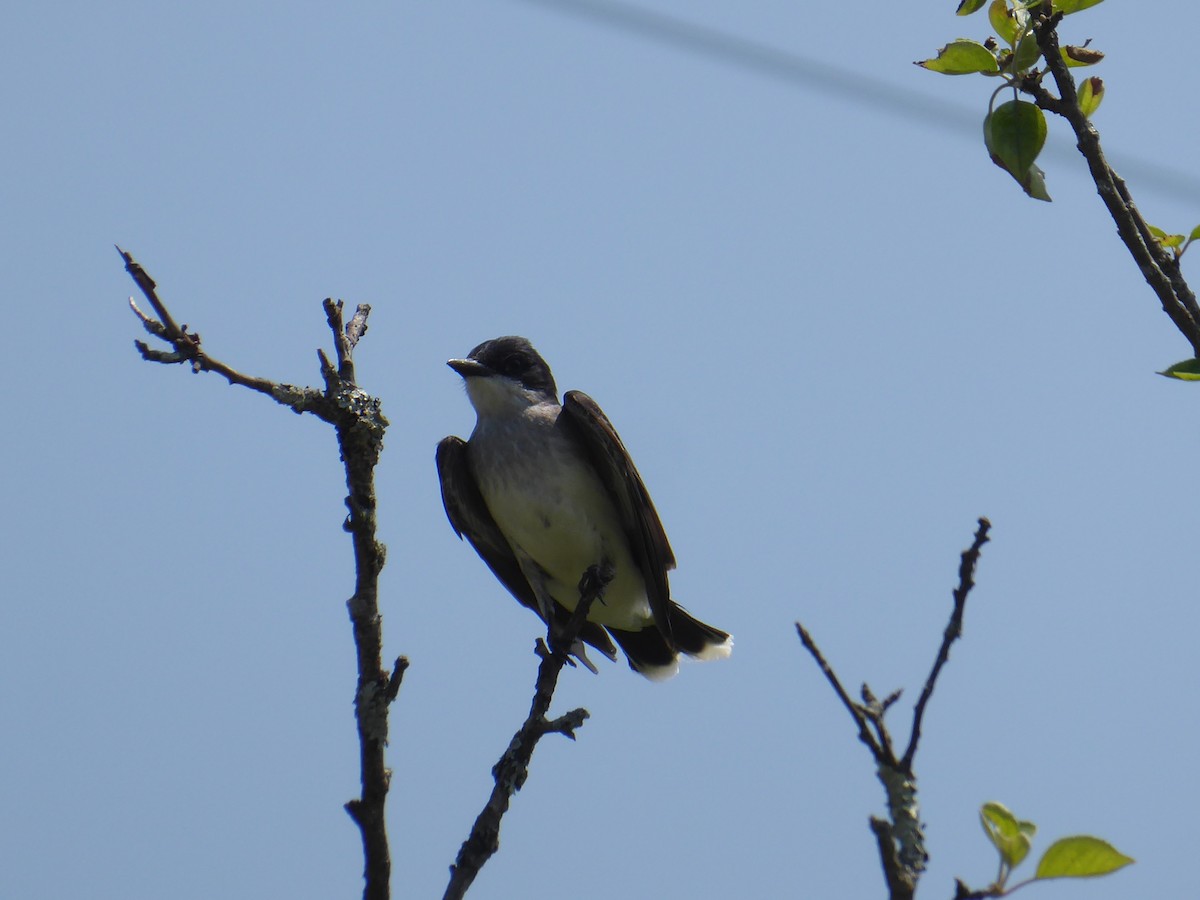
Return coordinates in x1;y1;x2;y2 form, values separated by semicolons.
437;336;732;680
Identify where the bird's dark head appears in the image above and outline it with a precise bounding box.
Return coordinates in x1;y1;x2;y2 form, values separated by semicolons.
448;336;559;403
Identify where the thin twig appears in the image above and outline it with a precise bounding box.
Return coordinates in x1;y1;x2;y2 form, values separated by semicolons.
325;297;372;383
122;251;396;900
902;517;991;770
795;622;881;759
443;566;611;900
119;246;325;411
385;656;410;703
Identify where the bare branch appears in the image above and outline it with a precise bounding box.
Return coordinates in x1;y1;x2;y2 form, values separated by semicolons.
443;565;612;900
385;656;410;704
902;517;991;769
870;816;915;900
122;251;396;900
345;303;373;353
797;519;992;899
324;297;372;383
795;622;882;759
119;246;326;411
118;244;181;335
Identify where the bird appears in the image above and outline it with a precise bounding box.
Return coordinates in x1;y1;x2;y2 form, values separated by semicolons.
436;336;732;680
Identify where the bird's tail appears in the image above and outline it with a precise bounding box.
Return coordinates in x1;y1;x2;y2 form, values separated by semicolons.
607;627;679;680
665;605;733;660
608;606;732;680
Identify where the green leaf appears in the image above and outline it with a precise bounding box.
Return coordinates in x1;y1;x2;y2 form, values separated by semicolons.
988;0;1019;45
1054;0;1105;13
1188;225;1200;242
1035;836;1134;879
984;100;1050;199
1157;359;1200;380
1078;76;1104;117
916;40;1000;75
1011;33;1042;71
1149;225;1185;249
985;100;1046;173
980;802;1036;869
957;0;988;14
1062;45;1105;66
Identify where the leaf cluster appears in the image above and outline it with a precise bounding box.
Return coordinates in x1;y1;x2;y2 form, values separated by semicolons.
959;802;1133;896
916;0;1106;200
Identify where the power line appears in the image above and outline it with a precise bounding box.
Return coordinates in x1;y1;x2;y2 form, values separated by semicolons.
510;0;1200;205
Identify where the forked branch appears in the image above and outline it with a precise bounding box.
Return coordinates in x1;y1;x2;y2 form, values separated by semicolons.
796;518;991;900
121;249;399;900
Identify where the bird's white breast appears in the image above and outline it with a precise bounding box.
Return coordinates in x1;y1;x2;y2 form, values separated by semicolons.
468;403;651;629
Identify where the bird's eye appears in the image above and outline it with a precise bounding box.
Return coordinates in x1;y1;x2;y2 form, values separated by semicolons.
502;354;527;376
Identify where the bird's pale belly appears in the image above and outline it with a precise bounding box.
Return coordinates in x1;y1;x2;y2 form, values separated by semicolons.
471;431;652;629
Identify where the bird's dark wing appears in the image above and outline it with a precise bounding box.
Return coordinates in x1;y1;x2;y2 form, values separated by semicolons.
560;391;676;629
436;435;618;662
437;436;537;612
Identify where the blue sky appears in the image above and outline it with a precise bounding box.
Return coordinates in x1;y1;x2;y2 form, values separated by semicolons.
5;2;1198;898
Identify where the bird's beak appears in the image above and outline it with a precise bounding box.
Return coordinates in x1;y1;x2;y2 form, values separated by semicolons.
447;358;491;378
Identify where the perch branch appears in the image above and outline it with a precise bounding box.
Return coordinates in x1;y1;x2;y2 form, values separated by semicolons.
443;565;612;900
